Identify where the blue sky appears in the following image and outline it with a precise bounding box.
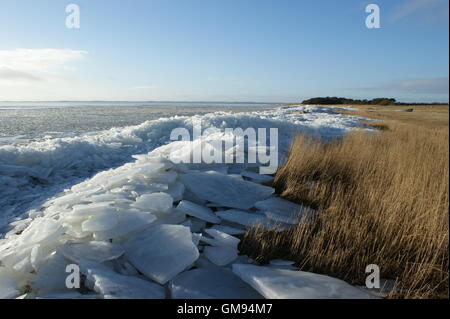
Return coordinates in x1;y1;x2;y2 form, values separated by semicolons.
0;0;448;102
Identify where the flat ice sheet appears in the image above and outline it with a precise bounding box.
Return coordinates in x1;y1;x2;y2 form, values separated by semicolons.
232;264;375;299
125;224;199;284
179;171;274;210
170;267;263;299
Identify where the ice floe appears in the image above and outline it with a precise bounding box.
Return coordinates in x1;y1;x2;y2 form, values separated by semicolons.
255;197;316;224
179;171;275;209
204;246;238;266
232;264;375;299
170;267;263;299
125;224;199;284
176;200;221;224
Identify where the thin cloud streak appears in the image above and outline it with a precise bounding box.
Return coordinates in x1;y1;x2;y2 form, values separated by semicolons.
391;0;449;23
0;67;43;82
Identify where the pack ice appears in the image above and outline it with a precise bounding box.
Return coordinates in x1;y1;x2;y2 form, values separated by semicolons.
0;106;375;299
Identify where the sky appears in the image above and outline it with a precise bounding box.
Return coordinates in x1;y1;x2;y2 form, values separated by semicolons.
0;0;448;103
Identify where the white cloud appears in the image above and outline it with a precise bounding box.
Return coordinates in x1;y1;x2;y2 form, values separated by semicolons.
0;49;87;85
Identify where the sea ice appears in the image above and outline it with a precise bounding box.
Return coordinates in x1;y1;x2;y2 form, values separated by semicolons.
31;253;72;295
179;171;274;209
131;192;173;213
167;181;185;202
203;246;238;266
185;218;207;233
232;264;375;299
0;268;20;299
176;200;221;224
59;241;125;263
169;267;262;299
83;263;166;299
151;208;186;225
255;197;316;224
92;209;156;240
125;224;199;284
204;228;240;249
210;225;246;235
216;209;269;227
81;211;119;232
18;217;64;247
240;170;274;184
69;202;117;218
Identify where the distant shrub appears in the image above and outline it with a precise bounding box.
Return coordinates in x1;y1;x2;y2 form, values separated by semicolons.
301;97;396;105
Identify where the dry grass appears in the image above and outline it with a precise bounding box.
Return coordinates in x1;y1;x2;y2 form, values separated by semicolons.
240;106;449;299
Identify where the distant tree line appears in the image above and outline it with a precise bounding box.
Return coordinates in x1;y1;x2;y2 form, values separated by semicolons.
301;97;396;105
301;97;448;106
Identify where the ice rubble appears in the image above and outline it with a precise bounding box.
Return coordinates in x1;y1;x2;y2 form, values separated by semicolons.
0;106;375;299
0;105;369;224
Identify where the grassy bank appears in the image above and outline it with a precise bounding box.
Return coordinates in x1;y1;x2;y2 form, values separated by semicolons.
240;105;449;298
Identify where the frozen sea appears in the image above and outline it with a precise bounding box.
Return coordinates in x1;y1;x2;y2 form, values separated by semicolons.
0;101;275;146
0;101;368;234
0;101;378;300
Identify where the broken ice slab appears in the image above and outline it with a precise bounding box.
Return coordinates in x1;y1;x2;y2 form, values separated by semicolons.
125;224;199;284
93;209;156;241
131;192;173;213
215;209;269;227
232;264;376;299
51;188;102;207
151;208;186;225
142;170;177;184
167;181;185;202
240;170;274;184
59;241;124;263
127;162;167;179
69;202;117;219
203;246;238;266
179;171;274;210
210;224;246;236
81;211;119;232
204;228;240;249
254;197;316;224
183;218;207;233
183;189;207;205
17;217;64;247
170;267;263;299
83;263;166;299
65;225;93;239
100;172;130;190
0;268;20;299
86;193;129;203
31;253;72;296
176;200;221;224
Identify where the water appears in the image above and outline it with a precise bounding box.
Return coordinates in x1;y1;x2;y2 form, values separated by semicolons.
0;101;277;145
